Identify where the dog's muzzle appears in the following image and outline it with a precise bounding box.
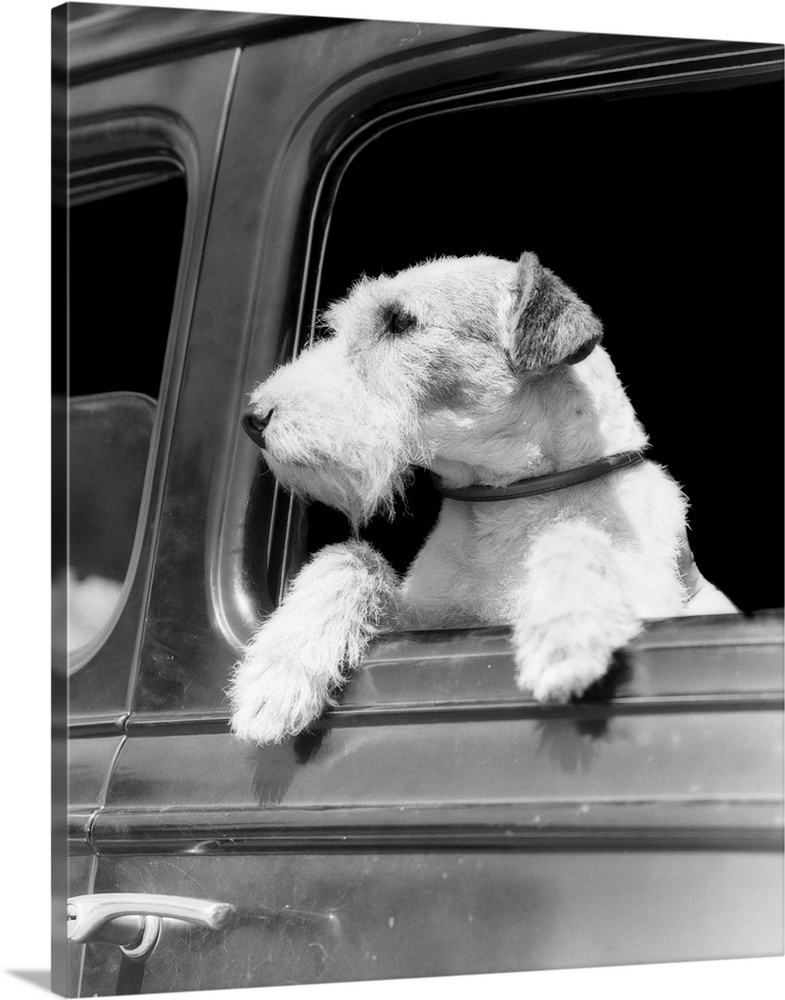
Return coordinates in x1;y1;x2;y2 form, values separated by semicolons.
242;406;274;448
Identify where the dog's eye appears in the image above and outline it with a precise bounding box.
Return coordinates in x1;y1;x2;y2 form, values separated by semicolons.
386;309;417;337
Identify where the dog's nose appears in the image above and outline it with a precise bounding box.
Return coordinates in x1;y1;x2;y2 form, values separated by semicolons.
242;406;274;447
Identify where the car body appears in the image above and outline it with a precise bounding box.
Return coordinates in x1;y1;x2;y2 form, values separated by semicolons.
57;4;784;995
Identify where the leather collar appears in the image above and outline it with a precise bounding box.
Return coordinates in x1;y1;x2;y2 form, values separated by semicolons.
431;450;647;502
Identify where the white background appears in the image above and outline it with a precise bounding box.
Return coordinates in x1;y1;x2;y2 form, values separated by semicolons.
1;2;783;999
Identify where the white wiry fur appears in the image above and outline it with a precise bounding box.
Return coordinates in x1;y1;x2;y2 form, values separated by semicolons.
230;253;735;744
230;541;398;743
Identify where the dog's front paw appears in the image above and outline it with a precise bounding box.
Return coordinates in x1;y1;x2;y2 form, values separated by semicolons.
229;627;332;744
230;660;327;745
513;613;639;704
516;650;611;703
229;541;399;744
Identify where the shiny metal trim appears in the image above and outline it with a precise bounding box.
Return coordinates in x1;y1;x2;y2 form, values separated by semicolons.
88;800;784;855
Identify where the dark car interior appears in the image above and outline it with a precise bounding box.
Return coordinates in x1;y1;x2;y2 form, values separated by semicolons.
64;175;186;401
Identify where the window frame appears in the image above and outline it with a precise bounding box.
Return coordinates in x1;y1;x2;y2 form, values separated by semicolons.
215;39;784;659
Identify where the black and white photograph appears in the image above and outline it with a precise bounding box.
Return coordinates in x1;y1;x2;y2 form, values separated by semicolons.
29;0;785;996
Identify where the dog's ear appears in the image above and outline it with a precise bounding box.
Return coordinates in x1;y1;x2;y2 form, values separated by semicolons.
508;252;602;370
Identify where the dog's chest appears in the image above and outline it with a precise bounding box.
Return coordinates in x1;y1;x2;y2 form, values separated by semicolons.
455;498;556;578
402;497;564;626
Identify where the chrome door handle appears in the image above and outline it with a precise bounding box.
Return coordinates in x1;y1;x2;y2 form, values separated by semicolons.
67;893;236;960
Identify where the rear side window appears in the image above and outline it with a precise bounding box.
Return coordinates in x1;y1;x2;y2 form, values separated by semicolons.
58;173;187;663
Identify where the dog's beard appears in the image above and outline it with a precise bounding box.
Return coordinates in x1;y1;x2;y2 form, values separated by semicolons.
255;354;428;528
264;439;415;529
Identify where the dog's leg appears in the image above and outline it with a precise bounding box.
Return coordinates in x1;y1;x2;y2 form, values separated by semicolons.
230;541;398;744
512;520;644;703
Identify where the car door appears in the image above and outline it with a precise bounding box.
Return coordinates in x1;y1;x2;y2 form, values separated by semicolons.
63;9;784;996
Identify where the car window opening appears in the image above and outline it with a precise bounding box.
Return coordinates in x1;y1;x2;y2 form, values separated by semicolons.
290;80;783;613
63;174;187;655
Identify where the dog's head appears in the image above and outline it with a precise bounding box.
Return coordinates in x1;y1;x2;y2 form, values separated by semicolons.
243;253;620;524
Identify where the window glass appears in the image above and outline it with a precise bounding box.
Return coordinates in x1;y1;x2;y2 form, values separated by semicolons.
67;392;154;649
61;174;187;658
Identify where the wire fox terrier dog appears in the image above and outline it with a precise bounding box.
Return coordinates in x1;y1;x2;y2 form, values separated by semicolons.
232;252;735;744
